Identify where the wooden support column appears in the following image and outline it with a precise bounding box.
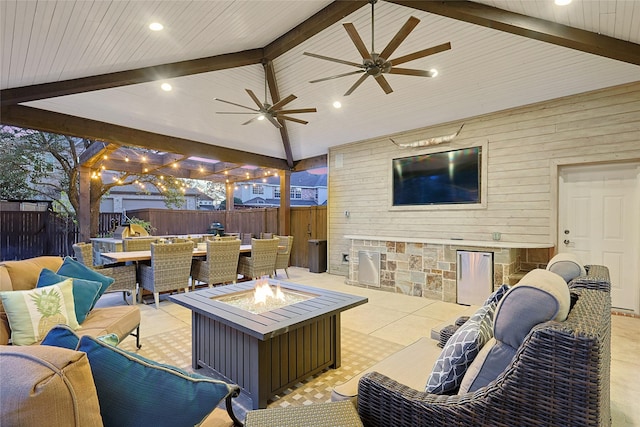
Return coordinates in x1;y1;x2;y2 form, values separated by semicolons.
226;184;235;211
79;166;91;242
279;170;291;235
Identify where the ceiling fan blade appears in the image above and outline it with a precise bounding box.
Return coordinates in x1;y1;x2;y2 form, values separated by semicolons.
343;23;372;61
388;67;436;77
310;70;365;84
245;89;265;110
216;112;260;115
270;94;297;111
277;108;317;114
278;115;309;125
242;116;260;125
344;73;370;96
265;115;283;129
213;98;259;112
379;16;420;61
374;74;393;95
303;52;363;68
390;42;451;66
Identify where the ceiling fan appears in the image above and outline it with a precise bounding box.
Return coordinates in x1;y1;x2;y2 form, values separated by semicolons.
214;78;317;129
304;0;451;96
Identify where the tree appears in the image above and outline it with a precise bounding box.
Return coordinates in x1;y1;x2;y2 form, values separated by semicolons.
0;126;186;236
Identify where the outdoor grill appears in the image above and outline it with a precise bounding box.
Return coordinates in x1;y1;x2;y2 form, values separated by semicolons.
206;222;225;236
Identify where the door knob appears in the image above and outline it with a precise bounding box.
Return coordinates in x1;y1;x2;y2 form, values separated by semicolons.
564;239;570;245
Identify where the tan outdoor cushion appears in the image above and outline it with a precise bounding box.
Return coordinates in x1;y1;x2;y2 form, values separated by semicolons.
78;306;140;341
2;256;63;291
332;337;441;401
0;345;103;426
199;407;236;427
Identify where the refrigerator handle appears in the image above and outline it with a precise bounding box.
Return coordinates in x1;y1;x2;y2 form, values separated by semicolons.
457;253;462;280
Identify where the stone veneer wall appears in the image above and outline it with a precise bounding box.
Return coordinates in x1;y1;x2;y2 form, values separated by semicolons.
346;239;550;302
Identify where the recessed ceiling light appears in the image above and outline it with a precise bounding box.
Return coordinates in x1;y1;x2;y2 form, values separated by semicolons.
149;22;164;31
554;0;571;5
257;114;265;121
333;101;342;109
161;83;172;91
429;69;439;78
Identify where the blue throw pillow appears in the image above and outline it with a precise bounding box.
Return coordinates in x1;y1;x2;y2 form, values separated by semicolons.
41;324;80;350
426;303;496;394
57;257;114;309
483;284;510;306
37;268;102;324
77;335;237;427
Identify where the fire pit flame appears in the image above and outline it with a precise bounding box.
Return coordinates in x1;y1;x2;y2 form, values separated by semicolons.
212;279;318;314
254;278;285;305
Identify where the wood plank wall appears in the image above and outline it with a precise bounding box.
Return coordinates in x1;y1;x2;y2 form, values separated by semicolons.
328;81;640;276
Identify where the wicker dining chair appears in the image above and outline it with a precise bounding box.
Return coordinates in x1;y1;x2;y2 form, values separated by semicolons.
72;242;137;304
123;237;157;251
191;239;241;289
240;233;253;245
274;235;294;279
138;242;194;309
237;238;279;280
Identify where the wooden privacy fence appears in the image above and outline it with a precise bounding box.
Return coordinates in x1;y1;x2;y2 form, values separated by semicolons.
1;212;121;261
1;207;327;267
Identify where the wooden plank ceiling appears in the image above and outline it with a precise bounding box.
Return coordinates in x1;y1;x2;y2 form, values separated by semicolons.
1;0;639;182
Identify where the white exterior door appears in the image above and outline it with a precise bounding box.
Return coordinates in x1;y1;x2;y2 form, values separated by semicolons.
558;162;640;313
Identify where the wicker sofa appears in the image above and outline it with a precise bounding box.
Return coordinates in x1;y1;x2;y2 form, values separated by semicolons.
0;256;140;347
355;266;612;427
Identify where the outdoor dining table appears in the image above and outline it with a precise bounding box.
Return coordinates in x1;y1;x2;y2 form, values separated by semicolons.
100;244;253;263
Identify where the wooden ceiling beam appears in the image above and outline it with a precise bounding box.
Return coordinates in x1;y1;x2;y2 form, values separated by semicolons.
293;154;327;171
0;49;264;106
263;1;368;60
79;141;119;167
388;0;640;66
0;105;289;171
263;60;294;169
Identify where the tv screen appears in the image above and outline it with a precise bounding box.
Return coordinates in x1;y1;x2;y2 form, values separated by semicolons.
392;146;481;206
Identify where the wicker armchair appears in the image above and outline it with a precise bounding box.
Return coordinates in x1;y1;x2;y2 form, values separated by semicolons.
138;242;194;309
237;238;279;280
191;239;241;288
123;237;157;251
357;285;612;427
274;235;294;279
240;233;253;245
72;242;137;304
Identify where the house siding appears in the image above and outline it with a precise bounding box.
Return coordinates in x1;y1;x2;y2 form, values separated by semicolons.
328;81;640;276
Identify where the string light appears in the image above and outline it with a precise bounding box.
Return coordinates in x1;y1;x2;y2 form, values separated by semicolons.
125;156;130;162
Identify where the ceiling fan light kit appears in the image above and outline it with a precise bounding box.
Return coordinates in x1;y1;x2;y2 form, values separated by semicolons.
304;0;451;96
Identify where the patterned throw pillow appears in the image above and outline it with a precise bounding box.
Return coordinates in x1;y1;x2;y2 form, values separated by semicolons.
426;303;496;394
57;257;114;309
0;279;79;345
77;335;238;427
36;268;102;324
483;284;510;306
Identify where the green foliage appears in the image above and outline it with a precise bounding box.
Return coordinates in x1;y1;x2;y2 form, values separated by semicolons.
127;216;157;234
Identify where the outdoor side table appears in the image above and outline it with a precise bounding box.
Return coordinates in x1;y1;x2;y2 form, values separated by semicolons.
244;400;363;427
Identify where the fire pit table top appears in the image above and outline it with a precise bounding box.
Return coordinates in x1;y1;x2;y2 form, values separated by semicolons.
169;280;368;340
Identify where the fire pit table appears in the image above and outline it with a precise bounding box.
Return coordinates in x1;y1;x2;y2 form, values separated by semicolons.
169;279;367;409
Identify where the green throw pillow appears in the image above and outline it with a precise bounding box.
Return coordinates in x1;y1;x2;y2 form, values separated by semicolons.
57;256;114;309
77;335;238;427
0;279;79;345
37;268;102;324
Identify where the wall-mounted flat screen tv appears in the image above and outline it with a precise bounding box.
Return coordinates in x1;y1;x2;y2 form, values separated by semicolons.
392;146;481;206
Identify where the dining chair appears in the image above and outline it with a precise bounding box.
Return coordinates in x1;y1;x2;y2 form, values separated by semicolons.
260;232;273;239
138;242;194;309
123;237;157;251
274;235;294;279
72;242;137;304
240;233;253;245
191;239;241;289
237;238;279;280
